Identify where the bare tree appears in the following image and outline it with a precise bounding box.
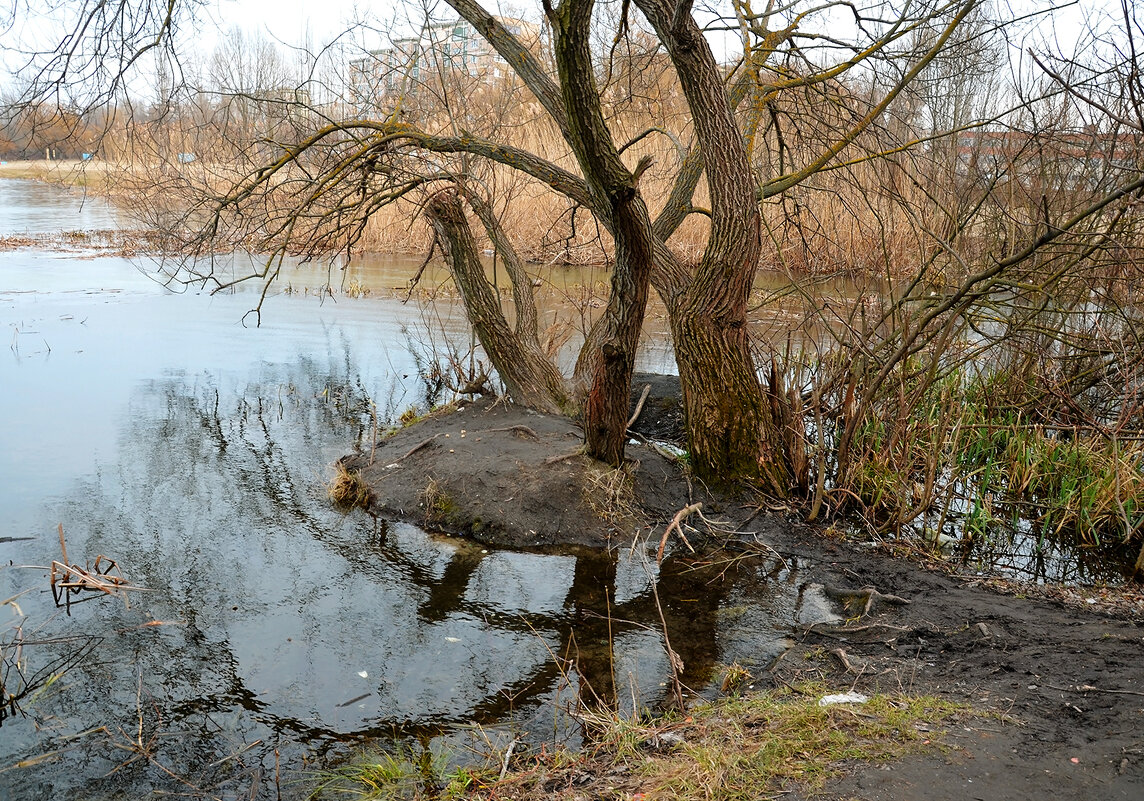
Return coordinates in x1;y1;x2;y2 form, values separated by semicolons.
131;0;1001;484
11;0;1144;505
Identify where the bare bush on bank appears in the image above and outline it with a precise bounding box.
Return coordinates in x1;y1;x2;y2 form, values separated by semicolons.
763;2;1144;572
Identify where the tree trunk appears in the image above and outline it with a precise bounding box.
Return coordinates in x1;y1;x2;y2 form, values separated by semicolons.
669;304;791;493
579;198;654;466
424;191;570;413
634;0;780;488
551;0;654;467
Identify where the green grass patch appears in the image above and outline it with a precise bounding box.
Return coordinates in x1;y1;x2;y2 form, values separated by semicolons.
310;743;493;800
623;683;964;800
838;368;1144;555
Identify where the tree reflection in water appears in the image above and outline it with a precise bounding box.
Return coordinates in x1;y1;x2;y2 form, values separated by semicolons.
0;348;802;800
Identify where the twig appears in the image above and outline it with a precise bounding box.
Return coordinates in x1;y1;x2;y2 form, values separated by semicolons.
50;526;148;614
208;739;263;767
626;383;652;430
822;584;910;617
404;236;437;303
499;738;519;780
543;450;583;464
57;523;69;565
1045;683;1144;697
801;621;913;637
369;401;379;466
486;424;540;440
830;647;857;673
650;576;685;708
400;434;442;460
657;503;702;564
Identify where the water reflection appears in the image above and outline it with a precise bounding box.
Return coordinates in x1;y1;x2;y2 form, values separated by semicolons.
0;178;842;798
0;178;120;235
1;344;810;800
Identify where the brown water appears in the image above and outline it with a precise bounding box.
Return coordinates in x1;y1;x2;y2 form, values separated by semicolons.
0;179;822;799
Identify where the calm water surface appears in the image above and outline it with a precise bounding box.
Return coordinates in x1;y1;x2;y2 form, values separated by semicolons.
0;180;819;799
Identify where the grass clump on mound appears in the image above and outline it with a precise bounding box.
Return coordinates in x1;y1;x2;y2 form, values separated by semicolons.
328;462;375;511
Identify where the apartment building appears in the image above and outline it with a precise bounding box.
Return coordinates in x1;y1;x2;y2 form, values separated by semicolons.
348;17;542;113
953;128;1138;192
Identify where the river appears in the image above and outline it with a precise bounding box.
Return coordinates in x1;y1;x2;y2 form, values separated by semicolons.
0;179;825;799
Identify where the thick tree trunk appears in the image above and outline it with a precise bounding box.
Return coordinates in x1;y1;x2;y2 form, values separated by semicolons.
464;189;541;344
669;304;791;493
579;199;654;466
633;0;780;488
551;0;654;467
424;191;570;413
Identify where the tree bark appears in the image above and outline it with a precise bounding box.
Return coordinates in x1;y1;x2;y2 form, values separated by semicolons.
550;0;654;467
635;0;788;489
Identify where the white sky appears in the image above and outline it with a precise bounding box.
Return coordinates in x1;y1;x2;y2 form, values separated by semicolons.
203;0;516;49
0;0;1130;96
200;0;1125;61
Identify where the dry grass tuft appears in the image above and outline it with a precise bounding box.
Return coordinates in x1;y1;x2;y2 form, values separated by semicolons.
419;477;459;528
583;463;640;529
322;683;969;800
328;462;375;511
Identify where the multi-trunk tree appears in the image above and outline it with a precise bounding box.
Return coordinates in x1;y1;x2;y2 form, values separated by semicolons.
141;0;987;489
18;0;1140;495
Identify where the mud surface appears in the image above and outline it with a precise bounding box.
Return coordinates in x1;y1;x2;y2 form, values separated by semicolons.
346;385;1144;800
766;521;1144;800
341;390;698;549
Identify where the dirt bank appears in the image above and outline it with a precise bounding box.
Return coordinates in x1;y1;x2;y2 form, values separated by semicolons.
339;386;1144;800
339;389;697;549
765;519;1144;800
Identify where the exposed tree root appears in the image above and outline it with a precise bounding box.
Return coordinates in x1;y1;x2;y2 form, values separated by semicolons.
822;584;911;617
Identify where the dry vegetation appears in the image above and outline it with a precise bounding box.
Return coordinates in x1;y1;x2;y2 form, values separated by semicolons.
312;683;969;801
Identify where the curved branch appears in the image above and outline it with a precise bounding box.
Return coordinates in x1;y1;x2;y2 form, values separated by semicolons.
761;0;982;199
443;0;571;141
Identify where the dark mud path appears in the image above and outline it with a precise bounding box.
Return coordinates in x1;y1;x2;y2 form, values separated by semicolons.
763;518;1144;800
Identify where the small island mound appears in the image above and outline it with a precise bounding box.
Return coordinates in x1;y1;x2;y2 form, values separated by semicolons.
335;378;699;549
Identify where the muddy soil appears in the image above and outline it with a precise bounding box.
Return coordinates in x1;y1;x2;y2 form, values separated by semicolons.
339;379;697;549
767;521;1144;800
344;381;1144;800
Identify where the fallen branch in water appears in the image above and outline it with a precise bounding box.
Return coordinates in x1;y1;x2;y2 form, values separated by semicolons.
657;503;702;564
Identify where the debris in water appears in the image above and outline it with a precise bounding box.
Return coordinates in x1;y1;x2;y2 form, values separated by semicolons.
337;693;371;708
49;524;148;614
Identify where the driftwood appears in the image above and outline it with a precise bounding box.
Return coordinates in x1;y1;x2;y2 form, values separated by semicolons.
822;584;911;618
657;503;702;564
626;383;652;430
400;434;443;461
485;425;540;440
